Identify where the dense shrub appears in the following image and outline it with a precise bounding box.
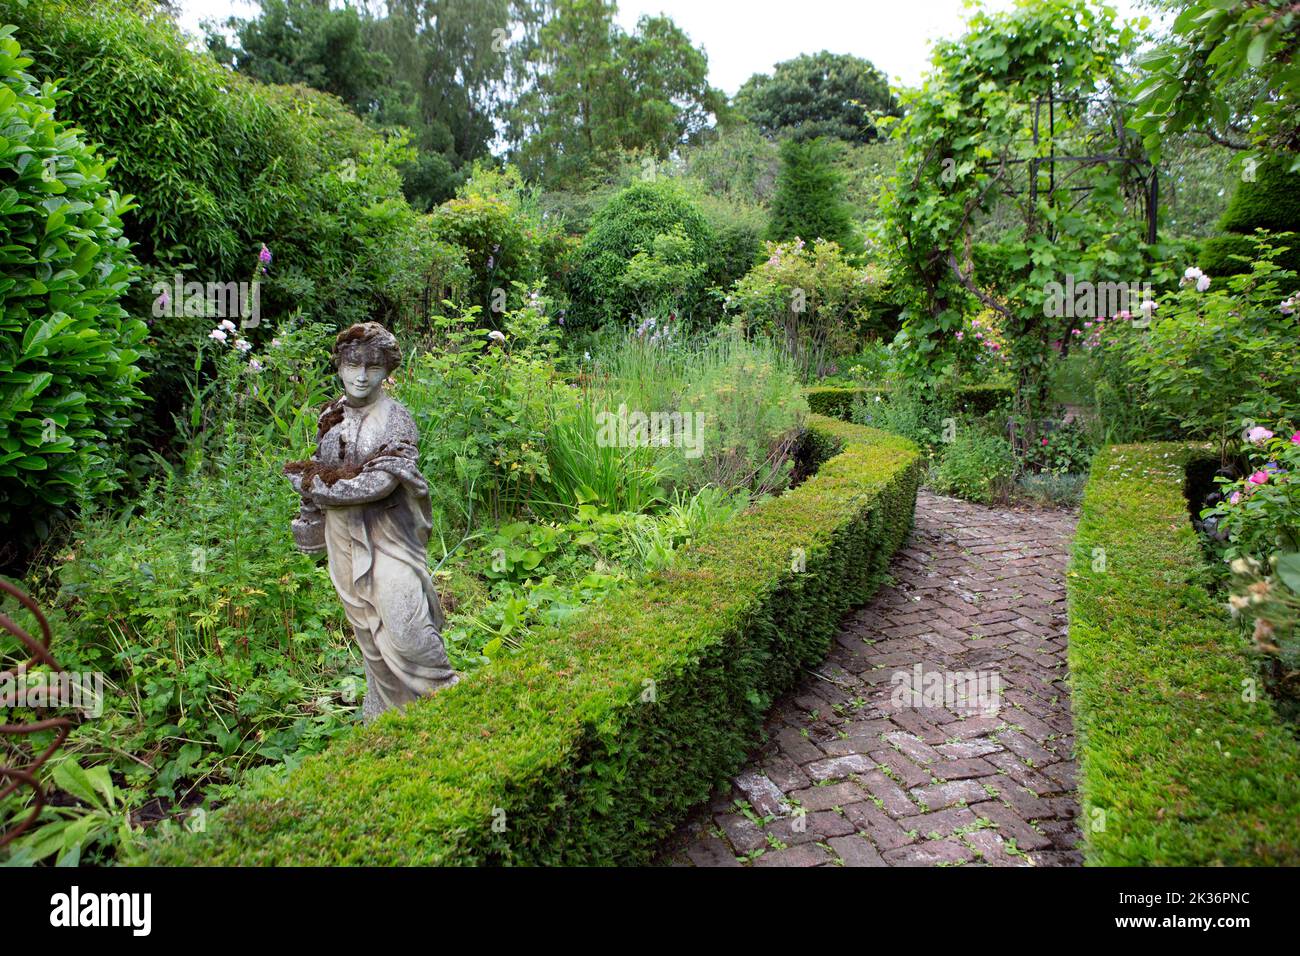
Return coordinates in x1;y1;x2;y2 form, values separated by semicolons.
0;24;145;544
727;238;880;378
1200;157;1300;277
567;179;717;330
147;416;922;864
1070;443;1300;864
426;163;575;326
8;0;433;432
1116;241;1299;457
428;194;540;322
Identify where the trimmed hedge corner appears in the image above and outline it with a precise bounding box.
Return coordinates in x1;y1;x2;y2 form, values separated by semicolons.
804;382;1013;421
147;415;921;865
1069;443;1300;866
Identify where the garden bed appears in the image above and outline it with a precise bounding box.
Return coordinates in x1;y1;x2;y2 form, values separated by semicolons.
147;414;922;865
1068;443;1300;865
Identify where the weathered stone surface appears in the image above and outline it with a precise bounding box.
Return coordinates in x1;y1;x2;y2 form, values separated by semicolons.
285;323;457;721
734;770;789;818
828;834;887;867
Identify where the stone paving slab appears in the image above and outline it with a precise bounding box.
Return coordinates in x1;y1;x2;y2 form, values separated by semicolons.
658;490;1083;867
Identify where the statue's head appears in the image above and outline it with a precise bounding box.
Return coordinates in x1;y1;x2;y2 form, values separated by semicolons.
332;323;400;406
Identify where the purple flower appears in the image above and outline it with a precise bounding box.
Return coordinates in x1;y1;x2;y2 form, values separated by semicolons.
259;244;272;265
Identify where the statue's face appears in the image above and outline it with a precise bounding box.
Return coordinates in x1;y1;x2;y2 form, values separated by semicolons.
338;359;387;405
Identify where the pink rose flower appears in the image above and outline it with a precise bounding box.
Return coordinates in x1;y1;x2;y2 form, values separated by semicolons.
1246;426;1274;444
1229;491;1241;505
1291;432;1300;445
1248;471;1269;485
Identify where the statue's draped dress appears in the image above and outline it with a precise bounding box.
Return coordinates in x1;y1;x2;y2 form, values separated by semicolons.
307;395;457;719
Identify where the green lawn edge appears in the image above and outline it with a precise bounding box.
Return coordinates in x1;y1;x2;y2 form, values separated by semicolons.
145;414;922;865
1069;442;1300;866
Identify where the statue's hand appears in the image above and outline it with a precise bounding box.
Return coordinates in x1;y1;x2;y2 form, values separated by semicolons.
287;471;304;494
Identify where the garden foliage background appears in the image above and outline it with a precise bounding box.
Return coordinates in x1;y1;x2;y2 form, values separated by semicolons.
1;0;1298;866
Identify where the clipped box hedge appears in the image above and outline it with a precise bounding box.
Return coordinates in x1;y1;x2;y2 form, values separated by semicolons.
148;414;921;865
805;382;1013;421
1069;443;1300;865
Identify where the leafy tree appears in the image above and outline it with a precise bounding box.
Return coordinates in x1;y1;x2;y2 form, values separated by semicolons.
210;0;545;209
508;0;725;185
734;51;898;143
1134;0;1300;167
768;137;856;250
205;0;388;112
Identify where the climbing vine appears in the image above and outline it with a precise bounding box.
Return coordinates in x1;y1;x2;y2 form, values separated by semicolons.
882;0;1167;448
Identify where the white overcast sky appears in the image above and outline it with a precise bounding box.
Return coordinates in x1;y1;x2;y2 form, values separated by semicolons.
175;0;1159;93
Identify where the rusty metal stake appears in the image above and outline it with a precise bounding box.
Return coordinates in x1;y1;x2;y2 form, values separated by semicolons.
0;579;75;848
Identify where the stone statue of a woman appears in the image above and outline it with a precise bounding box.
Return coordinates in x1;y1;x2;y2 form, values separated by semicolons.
284;322;458;720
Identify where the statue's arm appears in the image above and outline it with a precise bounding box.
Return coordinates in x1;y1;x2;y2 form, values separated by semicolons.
310;470;399;506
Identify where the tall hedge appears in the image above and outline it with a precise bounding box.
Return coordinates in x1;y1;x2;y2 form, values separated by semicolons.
1199;156;1300;277
0;24;145;545
147;415;921;865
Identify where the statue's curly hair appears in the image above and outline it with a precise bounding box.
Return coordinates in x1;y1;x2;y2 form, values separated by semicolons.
331;322;400;373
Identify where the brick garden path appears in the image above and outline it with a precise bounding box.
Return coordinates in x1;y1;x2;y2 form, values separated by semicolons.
660;491;1082;867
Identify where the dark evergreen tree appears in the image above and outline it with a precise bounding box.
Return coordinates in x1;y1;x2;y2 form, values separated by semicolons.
767;137;856;250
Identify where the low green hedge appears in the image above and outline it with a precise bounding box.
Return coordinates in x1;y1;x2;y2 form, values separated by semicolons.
148;414;922;865
804;382;1013;420
1069;443;1300;865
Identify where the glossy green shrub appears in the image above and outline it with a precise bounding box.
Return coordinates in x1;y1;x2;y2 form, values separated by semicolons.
1069;443;1300;864
147;415;921;864
429;193;540;322
567;179;717;330
0;24;145;538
